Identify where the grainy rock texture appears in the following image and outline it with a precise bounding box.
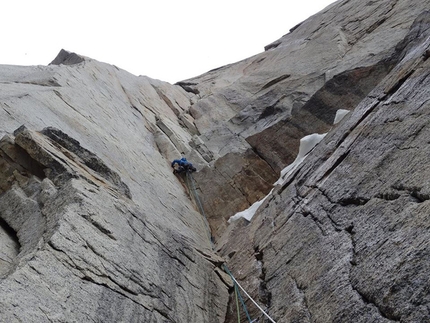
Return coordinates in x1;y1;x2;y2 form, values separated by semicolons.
177;0;430;227
0;0;429;322
0;55;229;322
217;8;430;323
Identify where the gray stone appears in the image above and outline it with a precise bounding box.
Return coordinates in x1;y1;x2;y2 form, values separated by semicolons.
175;0;430;228
49;49;85;66
0;126;229;322
0;52;235;316
0;1;430;322
0;218;19;277
217;9;430;322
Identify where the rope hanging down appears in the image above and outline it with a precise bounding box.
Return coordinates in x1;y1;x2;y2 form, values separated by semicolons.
185;171;212;243
185;171;276;323
185;171;252;320
234;282;241;323
224;265;253;323
223;265;276;323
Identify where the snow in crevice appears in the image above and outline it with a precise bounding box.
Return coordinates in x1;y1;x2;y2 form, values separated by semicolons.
227;109;350;223
228;133;325;223
228;188;273;223
334;109;350;124
274;133;327;186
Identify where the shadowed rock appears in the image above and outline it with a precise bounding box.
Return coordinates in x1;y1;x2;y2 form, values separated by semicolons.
0;1;430;322
50;49;85;65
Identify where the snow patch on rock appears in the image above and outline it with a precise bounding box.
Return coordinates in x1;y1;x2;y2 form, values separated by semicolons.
334;109;350;124
229;133;326;223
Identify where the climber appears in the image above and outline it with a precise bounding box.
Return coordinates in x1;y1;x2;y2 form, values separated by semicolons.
171;157;196;174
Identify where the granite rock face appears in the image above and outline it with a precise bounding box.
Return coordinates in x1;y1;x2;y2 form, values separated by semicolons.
0;0;429;322
177;0;430;227
217;8;430;323
0;55;229;322
0;126;228;322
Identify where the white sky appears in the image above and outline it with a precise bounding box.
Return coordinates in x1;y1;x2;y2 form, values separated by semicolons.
1;0;337;83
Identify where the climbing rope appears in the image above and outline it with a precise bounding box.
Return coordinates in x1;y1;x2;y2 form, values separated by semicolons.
230;275;276;323
185;170;276;323
186;171;207;220
224;264;253;323
185;171;212;243
234;282;241;323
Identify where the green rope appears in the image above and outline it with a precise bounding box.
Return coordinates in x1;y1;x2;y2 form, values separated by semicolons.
186;172;207;219
234;283;241;323
226;264;277;323
184;171;257;323
186;171;213;243
223;264;253;323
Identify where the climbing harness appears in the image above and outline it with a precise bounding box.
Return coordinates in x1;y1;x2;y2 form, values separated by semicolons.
185;170;277;323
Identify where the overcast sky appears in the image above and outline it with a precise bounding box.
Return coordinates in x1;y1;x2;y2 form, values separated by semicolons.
2;0;337;83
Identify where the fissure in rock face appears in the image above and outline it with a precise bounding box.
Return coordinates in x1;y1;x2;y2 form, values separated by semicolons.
0;217;19;276
0;0;430;322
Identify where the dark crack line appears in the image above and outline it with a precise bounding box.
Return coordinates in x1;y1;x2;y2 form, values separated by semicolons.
343;216;358;269
38;306;55;323
119;84;144;118
253;246;273;314
171;236;196;264
81;240;140;292
50;240;157;312
327;98;381;163
344;219;400;322
278;164;305;195
152;307;175;322
303;209;329;236
289;273;312;321
127;217;152;245
250;146;277;175
301;188;342;235
48;240;88;273
80;274;152;311
2;104;13;117
53;90;88;120
350;282;400;322
265;247;303;284
128;274;158;296
128;211;169;250
194;248;221;266
76;227;175;298
391;185;430;203
128;210;190;268
180;271;201;290
318;149;351;185
78;212;117;241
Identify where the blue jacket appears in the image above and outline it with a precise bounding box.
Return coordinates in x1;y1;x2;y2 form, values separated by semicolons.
171;157;193;168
